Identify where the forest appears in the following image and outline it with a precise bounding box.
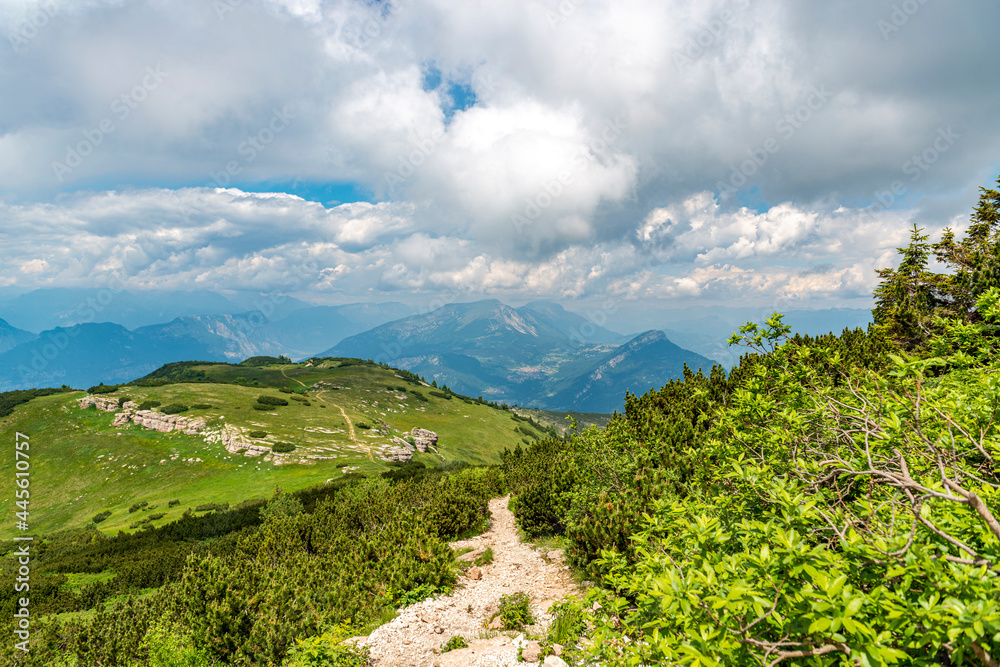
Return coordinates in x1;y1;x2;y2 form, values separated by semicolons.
1;174;998;665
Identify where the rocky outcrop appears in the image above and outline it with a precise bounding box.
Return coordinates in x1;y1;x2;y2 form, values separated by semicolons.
130;410;206;435
411;427;438;452
381;444;414;463
78;395;129;412
203;425;269;456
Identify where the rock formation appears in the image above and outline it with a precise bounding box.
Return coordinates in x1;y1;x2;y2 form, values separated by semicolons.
410;427;438;452
77;395;127;412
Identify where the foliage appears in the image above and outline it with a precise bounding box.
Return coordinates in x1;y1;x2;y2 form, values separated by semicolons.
489;592;535;631
271;442;296;453
88;382;121;394
256;395;289;406
247;430;267;438
160;403;188;415
137;399;161;410
93;510;112;523
284;626;371;667
474;546;494;566
190;403;212;410
0;387;74;419
441;636;469;653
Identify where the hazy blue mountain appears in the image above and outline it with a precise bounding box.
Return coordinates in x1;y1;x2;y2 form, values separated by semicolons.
0;318;36;355
0;288;243;331
271;302;412;358
135;314;287;361
322;300;708;410
545;330;715;412
0;322;212;391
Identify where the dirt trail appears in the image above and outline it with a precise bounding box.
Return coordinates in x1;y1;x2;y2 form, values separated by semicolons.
313;389;373;462
363;496;580;667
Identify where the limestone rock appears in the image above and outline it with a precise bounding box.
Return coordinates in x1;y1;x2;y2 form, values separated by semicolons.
467;566;482;580
381;445;414;463
543;656;569;667
77;395;121;412
521;641;542;663
411;427;438;452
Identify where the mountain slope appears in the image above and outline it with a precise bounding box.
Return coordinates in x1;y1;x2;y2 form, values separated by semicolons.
271;302;412;358
0;317;35;354
0;322;211;391
545;330;715;412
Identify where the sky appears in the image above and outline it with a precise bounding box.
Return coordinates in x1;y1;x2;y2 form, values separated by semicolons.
1;0;998;317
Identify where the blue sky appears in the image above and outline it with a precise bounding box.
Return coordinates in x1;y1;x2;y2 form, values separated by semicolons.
0;0;998;312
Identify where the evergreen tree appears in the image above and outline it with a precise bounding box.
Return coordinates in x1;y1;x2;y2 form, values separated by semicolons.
872;223;941;347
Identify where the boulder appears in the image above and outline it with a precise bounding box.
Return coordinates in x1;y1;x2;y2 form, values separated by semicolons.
410;427;438;452
467;566;482;580
543;656;569;667
521;641;542;663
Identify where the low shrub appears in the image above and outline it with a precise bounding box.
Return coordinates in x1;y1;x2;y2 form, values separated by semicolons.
289;395;308;403
190;403;212;410
284;627;372;667
137;400;161;410
474;547;494;566
148;513;165;521
488;592;534;631
280;387;294;394
168;500;181;507
92;510;112;524
87;383;119;395
441;636;468;653
271;442;296;454
356;422;371;430
257;395;289;406
128;501;148;514
252;404;271;411
248;430;268;439
194;503;229;512
429;391;451;400
160;404;188;414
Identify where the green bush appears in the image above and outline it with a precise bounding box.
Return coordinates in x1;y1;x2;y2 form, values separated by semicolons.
129;501;149;513
474;547;494;566
489;592;534;631
441;636;468;653
257;395;289;406
356;422;371;430
194;503;229;512
271;442;296;453
290;394;308;402
284;627;372;667
87;383;119;394
161;403;188;414
429;391;451;400
148;513;166;521
138;400;162;410
190;403;212;410
93;510;112;523
252;403;271;411
248;430;268;439
168;500;181;507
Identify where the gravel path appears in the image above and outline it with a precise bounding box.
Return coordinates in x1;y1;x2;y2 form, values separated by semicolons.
362;496;580;666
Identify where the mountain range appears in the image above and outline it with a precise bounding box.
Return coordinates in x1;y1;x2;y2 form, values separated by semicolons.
0;289;872;412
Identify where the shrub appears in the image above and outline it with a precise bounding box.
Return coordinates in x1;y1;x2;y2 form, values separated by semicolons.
248;430;268;439
257;395;289;406
190;403;212;410
129;501;149;514
474;547;494;566
93;510;112;524
429;391;451;400
284;627;372;667
488;592;534;631
118;396;132;408
87;383;119;394
271;442;296;454
168;500;180;507
289;394;308;402
252;403;271;411
161;404;188;414
356;422;371;430
138;400;161;410
441;636;468;653
280;387;294;394
194;503;229;512
148;513;166;521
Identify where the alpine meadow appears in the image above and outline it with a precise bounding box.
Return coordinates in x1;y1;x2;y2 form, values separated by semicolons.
2;1;1000;666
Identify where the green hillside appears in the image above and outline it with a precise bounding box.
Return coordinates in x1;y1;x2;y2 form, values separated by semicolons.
0;358;546;539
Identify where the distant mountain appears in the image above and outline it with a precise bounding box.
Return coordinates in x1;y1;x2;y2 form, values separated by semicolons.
0;288;248;331
0;318;36;355
271;302;412;358
546;330;715;412
135;314;287;361
0;322;211;391
324;300;708;410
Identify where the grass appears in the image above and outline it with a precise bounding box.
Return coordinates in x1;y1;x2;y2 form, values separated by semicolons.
62;570;116;593
0;360;531;539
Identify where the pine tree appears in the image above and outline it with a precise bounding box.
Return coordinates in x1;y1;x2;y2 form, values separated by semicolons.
873;224;941;348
